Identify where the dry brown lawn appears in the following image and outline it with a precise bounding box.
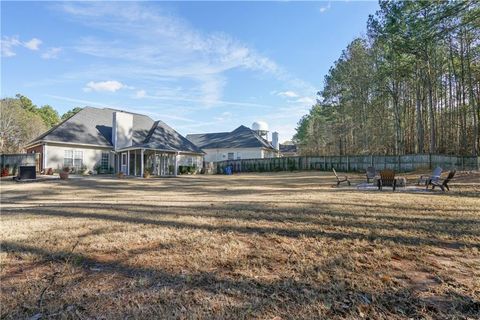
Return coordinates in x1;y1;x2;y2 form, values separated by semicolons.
1;171;479;319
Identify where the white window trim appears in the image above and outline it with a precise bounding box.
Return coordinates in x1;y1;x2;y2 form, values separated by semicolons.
64;149;84;169
101;152;110;170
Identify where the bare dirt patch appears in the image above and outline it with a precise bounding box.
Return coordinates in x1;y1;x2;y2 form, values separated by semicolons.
1;171;479;319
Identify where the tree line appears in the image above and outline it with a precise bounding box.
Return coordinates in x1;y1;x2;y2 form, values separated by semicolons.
295;0;479;156
0;94;82;153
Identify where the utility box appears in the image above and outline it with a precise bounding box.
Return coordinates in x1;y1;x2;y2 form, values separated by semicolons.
19;166;36;180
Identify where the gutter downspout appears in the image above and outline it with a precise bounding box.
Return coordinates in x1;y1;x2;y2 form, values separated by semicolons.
42;144;47;171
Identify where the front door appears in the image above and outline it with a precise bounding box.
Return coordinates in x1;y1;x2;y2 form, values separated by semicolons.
121;153;128;174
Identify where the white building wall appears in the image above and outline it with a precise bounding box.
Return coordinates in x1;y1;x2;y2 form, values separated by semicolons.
202;147;275;162
45;143;114;172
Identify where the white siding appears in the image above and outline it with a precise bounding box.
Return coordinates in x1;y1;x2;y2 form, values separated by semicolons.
45;144;114;171
202;148;276;162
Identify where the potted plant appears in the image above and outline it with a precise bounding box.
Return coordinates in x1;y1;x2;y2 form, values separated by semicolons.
117;171;124;179
93;164;101;175
1;165;9;177
46;168;54;175
59;167;70;180
143;168;151;178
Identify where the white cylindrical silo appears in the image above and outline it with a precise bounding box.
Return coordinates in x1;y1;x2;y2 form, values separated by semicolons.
272;131;279;150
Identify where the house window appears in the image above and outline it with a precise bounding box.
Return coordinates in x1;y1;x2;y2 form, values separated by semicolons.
101;152;109;170
237;154;241;160
73;151;83;170
227;152;234;160
64;150;73;168
64;150;83;171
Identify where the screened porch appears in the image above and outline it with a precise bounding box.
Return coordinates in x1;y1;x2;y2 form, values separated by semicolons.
116;149;178;177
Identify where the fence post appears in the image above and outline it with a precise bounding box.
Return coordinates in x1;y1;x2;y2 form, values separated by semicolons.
346;156;350;172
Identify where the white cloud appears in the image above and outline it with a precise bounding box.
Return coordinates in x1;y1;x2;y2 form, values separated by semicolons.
57;2;314;106
83;80;126;92
277;90;299;98
45;94;113;107
1;36;46;57
276;89;315;106
1;36;21;57
295;96;316;105
135;89;146;98
214;111;233;122
319;2;332;13
41;47;62;59
23;38;42;50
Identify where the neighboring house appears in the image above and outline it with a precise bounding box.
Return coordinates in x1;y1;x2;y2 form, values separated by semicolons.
25;107;204;176
187;125;278;162
279;143;298;157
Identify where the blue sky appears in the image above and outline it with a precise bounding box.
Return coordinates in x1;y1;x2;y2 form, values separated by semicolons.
1;1;379;141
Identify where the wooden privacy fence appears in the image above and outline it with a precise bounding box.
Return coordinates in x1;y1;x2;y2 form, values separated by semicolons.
0;153;39;174
215;154;479;174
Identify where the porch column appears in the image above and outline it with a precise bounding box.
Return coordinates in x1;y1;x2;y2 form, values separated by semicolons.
134;149;137;176
127;150;130;176
140;149;144;178
117;153;120;174
154;151;157;175
174;152;179;176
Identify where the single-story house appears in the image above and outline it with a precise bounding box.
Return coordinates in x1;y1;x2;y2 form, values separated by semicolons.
186;125;278;162
25;107;204;176
279;143;298;157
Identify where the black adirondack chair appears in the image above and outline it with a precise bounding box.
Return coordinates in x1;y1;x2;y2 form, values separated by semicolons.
431;170;456;192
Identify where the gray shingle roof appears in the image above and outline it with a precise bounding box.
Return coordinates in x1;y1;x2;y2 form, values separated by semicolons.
28;107;203;154
187;125;275;150
132;120;204;153
279;144;297;153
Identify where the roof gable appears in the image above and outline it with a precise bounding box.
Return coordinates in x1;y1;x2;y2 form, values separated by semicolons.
31;107;120;147
28;107;202;154
134;120;204;153
187;125;275;150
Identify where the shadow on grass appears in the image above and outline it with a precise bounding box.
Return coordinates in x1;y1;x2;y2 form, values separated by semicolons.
1;240;479;319
2;202;478;249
